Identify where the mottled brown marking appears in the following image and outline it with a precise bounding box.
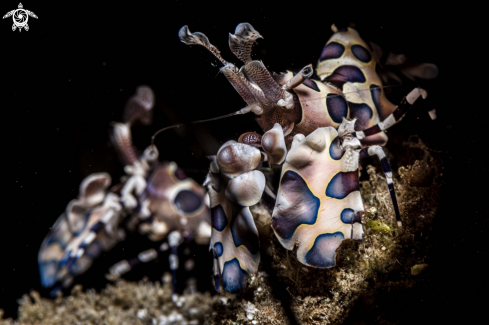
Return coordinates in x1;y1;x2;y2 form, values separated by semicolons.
259;93;302;140
242;61;286;104
221;67;257;106
123;86;154;126
229;23;263;64
238;132;262;147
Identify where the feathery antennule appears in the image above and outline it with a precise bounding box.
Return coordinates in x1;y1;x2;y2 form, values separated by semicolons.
123;86;155;126
229;23;263;64
111;123;139;166
243;61;288;105
220;65;258;106
111;86;155;166
180;23;294;112
178;25;228;66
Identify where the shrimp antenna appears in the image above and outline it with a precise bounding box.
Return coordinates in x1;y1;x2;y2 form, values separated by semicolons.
150;108;253;150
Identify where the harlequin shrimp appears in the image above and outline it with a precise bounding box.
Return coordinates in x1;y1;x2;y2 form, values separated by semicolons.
38;86;212;296
178;22;437;293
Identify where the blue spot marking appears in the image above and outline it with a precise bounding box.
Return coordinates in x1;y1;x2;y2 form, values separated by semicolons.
39;260;59;288
329;137;345;160
326;66;366;88
230;208;259;255
174;190;202;213
214;275;220;292
272;171;320;241
222;258;248;293
65;255;78;270
348;102;373;130
340;208;361;224
211;205;227;231
302;78;320;92
370;84;382;114
326;171;359;199
326;93;348;123
340;208;355;223
319;42;345;61
351;45;371;63
304;232;345;268
214;242;223;257
58;253;70;268
293;72;320;92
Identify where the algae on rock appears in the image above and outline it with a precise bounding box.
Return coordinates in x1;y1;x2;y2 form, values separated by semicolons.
2;140;442;325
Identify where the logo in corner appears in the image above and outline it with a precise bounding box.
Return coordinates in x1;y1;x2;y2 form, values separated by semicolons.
3;3;37;32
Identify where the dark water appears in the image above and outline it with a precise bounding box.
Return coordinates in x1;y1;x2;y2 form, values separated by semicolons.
2;2;481;323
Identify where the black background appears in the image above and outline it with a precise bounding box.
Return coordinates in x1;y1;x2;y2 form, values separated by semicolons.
1;1;484;323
